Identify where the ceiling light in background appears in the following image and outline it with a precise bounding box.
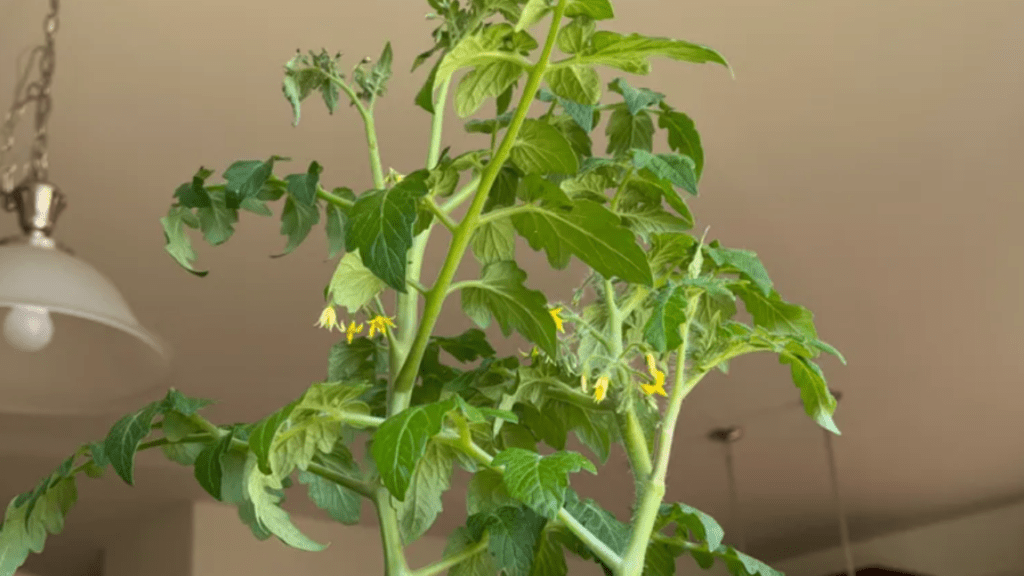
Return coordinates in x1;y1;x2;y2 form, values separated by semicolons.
0;0;170;415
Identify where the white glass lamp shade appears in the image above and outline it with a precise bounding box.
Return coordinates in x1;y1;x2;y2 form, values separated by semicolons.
0;242;171;414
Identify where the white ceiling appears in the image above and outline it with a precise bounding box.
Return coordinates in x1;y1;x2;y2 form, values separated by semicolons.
1;0;1023;575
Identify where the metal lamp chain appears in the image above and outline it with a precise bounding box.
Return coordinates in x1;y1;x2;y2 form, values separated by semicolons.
0;0;61;205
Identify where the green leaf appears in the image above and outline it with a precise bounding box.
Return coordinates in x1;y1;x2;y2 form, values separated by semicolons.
104;401;165;485
248;401;299;476
269;382;372;478
735;287;817;339
608;78;665;115
471;219;516;264
223;156;289;208
353;42;394;101
433;329;496;362
515;0;550;32
162;388;215;416
282;50;343;126
0;478;78;576
544;66;602;109
530;523;569;576
606;106;654;156
344;172;430;292
159;409;196;442
467;506;547;576
415;60;440;113
644;540;683;576
327;337;382;382
706;245;773;297
564;0;614;19
631;149;698;196
456;61;525;117
161;442;205;467
644;285;689;353
278;193;321;255
194;428;237;500
509;119;579;175
438;24;517;82
467;469;518;516
556;489;629;556
716;545;785;576
557;18;595;55
658;104;704;179
297;445;362;525
573;32;729;75
173;167;214;208
491;448;596;519
371;399;454;501
394;441;455;544
240;196;273;217
161;206;207;277
243;453;327;551
656;502;725;551
780;354;840;434
511;199;653;285
447;532;498;576
284;161;323;206
460;261;558;357
327;250;388;314
324;201;348;260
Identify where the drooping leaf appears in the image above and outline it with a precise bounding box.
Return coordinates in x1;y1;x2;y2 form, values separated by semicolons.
706;245;773;297
564;0;614;19
735;287;817;339
511;199;653;285
530;522;569;576
545;65;602;110
194;427;237;500
571;32;729;75
223;156;289;209
656;502;725;551
353;42;394;101
779;354;840;434
515;0;550;32
324;198;350;259
172;167;214;208
438;24;518;82
467;468;519;516
0;478;78;576
631;149;698;196
445;526;498;576
297;445;363;525
644;285;690;353
277;193;321;256
491;448;596;519
415;60;441;113
161;206;207;277
555;489;629;558
455;61;525;117
248;401;299;476
608;78;665;115
344;171;430;292
161;388;215;416
243;453;327;551
327;337;382;382
606;106;654;156
433;329;497;362
327;250;388;314
104;401;165;486
371;399;455;501
395;441;455;544
460;261;558;357
658;103;704;179
282;50;343;126
471;218;516;264
509;119;579;175
467;506;547;576
283;161;323;206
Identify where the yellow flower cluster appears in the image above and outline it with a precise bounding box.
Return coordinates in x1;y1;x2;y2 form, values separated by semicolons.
314;306;395;343
580;354;667;405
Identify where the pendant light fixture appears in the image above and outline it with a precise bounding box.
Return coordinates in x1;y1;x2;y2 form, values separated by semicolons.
709;425;746;552
0;0;170;414
822;390;857;576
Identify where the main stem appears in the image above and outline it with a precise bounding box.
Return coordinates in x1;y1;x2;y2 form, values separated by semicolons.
617;298;700;576
391;0;568;400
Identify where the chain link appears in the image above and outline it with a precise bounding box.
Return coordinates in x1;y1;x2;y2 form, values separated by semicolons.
0;0;60;204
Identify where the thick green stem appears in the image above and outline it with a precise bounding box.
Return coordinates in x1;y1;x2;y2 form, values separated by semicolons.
618;298;700;576
374;487;412;576
363;111;385;189
315;185;355;209
391;0;569;400
442;174;482;213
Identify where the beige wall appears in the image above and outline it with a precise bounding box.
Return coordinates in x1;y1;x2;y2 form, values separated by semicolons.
102;502;193;576
773;499;1024;576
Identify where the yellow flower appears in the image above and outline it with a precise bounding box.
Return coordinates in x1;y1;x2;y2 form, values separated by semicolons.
641;353;668;397
367;315;396;338
580;373;588;393
549;307;565;333
314;305;341;332
345;321;364;344
518;346;540;358
593;375;610;403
